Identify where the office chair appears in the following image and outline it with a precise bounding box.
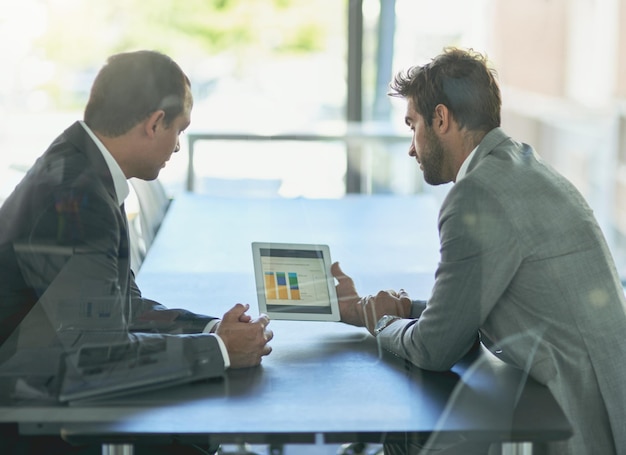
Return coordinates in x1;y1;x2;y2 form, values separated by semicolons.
342;331;545;455
127;212;147;272
129;178;172;251
414;330;546;455
338;442;382;455
218;443;283;455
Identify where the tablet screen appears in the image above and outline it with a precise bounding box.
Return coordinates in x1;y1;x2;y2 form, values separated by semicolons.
251;242;340;321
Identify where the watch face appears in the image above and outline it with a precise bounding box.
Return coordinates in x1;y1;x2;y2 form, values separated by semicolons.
375;315;398;335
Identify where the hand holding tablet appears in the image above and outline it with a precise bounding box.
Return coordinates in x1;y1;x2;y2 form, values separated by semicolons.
251;242;340;321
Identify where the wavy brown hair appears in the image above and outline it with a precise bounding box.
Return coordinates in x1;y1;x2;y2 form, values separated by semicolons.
389;47;501;133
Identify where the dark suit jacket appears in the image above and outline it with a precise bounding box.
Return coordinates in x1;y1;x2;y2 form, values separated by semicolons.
0;122;225;396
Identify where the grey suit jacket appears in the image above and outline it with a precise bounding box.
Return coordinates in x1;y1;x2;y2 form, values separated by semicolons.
0;122;225;398
379;128;626;454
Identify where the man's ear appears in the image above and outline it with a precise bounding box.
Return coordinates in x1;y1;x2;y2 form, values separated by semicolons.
432;104;450;133
144;110;165;138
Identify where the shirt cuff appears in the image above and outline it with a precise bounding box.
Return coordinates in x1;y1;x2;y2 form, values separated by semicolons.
209;334;230;369
203;320;230;369
203;319;219;333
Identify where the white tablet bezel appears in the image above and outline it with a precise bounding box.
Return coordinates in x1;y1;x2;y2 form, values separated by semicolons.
251;242;340;321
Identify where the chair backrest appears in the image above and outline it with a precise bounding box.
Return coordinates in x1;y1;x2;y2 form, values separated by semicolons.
419;329;546;452
127;212;146;272
129;178;172;251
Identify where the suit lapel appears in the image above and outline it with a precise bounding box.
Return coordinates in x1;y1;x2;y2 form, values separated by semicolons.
64;121;132;302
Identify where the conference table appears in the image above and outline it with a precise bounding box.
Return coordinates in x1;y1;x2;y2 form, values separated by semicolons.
0;193;572;454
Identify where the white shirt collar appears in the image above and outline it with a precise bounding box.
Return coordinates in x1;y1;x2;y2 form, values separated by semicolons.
455;146;479;182
79;121;129;206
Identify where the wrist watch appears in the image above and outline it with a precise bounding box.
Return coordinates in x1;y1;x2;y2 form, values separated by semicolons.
374;314;401;336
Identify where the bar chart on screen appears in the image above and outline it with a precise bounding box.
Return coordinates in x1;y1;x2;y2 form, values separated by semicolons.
264;270;328;304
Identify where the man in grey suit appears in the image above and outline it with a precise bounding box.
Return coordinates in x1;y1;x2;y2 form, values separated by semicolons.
332;48;626;454
0;50;272;453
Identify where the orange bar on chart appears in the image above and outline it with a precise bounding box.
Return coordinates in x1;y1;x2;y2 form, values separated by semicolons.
264;272;278;299
288;272;301;300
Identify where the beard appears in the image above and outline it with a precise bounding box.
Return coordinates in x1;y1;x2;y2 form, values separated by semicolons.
421;126;448;185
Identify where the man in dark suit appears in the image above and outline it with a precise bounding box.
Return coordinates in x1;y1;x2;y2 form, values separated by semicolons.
0;50;272;452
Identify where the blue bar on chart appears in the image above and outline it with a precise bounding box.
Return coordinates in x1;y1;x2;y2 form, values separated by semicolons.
276;272;289;299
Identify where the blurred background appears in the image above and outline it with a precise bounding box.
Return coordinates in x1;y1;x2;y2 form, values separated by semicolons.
2;0;626;274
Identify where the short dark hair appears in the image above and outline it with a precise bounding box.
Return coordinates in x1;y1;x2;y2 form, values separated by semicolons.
84;50;191;136
389;47;501;132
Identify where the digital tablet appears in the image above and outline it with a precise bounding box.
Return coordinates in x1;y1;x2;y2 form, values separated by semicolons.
251;242;340;321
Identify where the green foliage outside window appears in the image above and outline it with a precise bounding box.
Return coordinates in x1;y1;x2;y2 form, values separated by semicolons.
26;0;342;109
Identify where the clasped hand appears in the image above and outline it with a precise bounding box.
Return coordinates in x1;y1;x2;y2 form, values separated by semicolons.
331;262;411;336
215;303;273;369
